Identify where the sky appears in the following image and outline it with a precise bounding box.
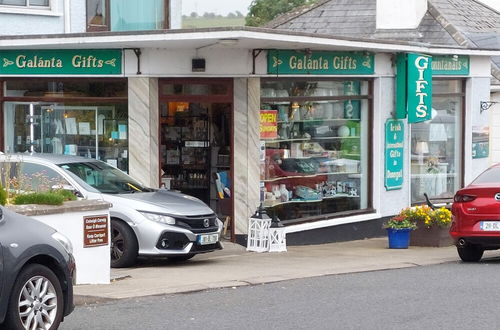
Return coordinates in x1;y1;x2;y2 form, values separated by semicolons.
182;0;254;15
182;0;499;16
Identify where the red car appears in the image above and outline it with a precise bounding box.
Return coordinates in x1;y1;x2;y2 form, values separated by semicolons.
451;164;500;262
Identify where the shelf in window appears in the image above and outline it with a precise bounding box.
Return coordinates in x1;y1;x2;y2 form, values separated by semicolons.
263;138;311;143
277;118;361;124
261;171;360;182
310;136;360;140
263;194;360;207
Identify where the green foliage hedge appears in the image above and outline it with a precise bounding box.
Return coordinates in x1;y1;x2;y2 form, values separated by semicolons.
13;190;77;206
0;186;7;206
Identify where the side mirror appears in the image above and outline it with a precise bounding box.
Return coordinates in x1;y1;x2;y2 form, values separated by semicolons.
52;184;84;198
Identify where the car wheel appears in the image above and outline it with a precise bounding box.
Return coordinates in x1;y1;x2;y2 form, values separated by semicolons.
457;245;484;262
167;254;195;262
4;264;63;330
111;219;138;268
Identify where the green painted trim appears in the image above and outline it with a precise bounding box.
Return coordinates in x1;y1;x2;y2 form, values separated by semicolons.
395;53;407;119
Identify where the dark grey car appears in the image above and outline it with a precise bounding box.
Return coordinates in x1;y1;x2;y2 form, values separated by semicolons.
0;207;75;330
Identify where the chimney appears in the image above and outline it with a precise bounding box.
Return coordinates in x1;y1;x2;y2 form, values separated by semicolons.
376;0;428;29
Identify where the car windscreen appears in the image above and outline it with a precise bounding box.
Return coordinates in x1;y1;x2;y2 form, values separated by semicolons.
58;161;154;194
471;167;500;185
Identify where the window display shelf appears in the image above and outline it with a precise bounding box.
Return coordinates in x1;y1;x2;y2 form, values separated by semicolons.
277;118;360;124
264;194;360;208
262;171;359;183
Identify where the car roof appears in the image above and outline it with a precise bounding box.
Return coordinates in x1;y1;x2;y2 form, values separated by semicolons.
0;152;98;165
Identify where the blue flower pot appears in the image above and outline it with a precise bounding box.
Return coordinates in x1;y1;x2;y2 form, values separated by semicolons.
387;228;412;249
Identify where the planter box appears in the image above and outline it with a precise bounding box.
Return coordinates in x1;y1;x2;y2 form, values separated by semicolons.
410;225;453;247
8;200;112;285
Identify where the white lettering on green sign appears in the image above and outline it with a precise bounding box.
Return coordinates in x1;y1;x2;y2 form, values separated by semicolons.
16;55;63;68
415;56;430;119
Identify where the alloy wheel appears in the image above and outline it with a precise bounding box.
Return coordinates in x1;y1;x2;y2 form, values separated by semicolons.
17;275;58;330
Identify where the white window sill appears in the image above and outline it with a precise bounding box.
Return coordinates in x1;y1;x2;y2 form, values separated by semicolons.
0;6;61;17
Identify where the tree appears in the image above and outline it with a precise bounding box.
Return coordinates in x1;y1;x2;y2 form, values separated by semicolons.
190;12;198;18
245;0;317;27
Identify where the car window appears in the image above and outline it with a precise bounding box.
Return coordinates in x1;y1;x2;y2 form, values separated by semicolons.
59;161;153;194
471;167;500;184
0;161;69;192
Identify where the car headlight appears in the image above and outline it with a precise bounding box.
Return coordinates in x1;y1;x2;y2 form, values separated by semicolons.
52;232;73;255
140;212;176;225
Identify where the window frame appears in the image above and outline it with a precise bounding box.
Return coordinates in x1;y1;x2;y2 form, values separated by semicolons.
409;78;466;205
0;0;56;16
259;77;375;225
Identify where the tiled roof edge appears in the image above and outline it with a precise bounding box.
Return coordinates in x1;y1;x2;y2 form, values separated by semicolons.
427;0;472;48
264;0;330;28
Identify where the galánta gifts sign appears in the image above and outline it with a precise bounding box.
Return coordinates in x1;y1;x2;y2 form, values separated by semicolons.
395;53;433;123
0;49;122;75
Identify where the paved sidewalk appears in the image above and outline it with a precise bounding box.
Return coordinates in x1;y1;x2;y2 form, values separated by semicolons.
74;238;465;305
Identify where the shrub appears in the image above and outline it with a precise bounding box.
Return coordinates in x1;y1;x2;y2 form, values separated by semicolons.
12;190;76;206
0;185;7;206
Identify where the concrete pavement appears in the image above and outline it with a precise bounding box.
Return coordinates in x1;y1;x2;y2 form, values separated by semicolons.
74;238;472;305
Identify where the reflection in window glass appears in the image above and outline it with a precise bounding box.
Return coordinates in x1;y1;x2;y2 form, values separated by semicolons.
0;0;49;6
410;80;463;203
110;0;164;31
87;0;106;26
3;79;129;172
260;79;370;221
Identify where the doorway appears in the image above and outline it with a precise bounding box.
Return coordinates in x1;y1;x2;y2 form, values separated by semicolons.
159;79;233;239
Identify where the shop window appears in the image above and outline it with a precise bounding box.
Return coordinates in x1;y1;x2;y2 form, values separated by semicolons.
2;79;129;172
87;0;168;32
260;79;371;222
410;80;464;203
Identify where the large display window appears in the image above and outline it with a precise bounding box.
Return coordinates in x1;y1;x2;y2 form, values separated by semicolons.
260;78;371;222
410;79;464;203
1;79;129;172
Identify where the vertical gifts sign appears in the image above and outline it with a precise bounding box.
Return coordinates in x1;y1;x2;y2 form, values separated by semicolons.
395;53;432;123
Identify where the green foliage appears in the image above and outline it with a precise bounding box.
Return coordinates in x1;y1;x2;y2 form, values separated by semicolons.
246;0;317;27
0;185;7;206
13;190;77;206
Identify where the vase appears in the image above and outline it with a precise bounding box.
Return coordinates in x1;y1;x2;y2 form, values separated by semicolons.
387;228;412;249
410;225;453;247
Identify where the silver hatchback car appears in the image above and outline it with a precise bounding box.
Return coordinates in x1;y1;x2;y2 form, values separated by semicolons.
0;153;223;267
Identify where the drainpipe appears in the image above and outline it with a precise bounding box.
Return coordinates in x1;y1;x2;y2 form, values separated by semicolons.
64;0;70;33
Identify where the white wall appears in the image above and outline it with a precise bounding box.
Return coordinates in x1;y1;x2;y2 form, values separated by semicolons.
124;48;254;76
490;91;500;164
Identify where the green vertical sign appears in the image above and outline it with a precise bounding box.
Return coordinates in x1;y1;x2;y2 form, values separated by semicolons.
395;53;407;119
385;119;405;191
407;53;432;123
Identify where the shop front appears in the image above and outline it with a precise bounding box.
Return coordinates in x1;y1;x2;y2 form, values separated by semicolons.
0;49;128;172
259;50;374;225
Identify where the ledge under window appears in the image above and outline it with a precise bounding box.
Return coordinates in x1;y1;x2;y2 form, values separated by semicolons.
0;6;60;16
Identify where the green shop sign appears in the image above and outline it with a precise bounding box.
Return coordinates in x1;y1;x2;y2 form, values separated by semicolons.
267;50;374;75
395;53;432;123
0;49;122;75
385;119;405;191
432;55;469;75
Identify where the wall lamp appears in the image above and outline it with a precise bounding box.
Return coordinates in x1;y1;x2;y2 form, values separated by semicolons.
480;101;499;113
